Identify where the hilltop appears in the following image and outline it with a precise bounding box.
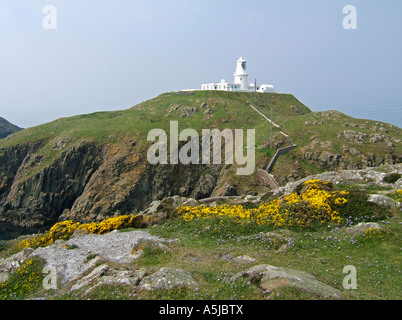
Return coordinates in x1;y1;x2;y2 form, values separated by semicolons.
0;117;22;140
0;91;400;228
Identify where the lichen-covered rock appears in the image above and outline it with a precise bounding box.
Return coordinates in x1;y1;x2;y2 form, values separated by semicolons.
30;230;168;284
138;267;199;291
367;194;400;210
234;264;341;299
344;222;383;236
275;164;402;195
70;264;147;295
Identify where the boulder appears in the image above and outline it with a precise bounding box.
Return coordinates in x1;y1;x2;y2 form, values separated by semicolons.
70;264;147;295
138;267;199;291
191;174;216;199
142;196;200;223
344;222;383;236
234;264;341;299
367;194;400;210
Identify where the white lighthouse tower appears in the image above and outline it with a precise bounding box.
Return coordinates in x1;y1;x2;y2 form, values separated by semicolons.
199;57;275;93
233;57;249;90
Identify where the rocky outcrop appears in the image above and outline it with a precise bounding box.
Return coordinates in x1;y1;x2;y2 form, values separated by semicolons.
344;222;384;236
234;264;341;299
70;264;147;295
1;229;197;296
0;141;102;227
138;267;199;291
368;194;401;210
61;160;224;224
0;142;43;203
0;138;226;227
29;230;168;285
275;164;402;196
300;149;397;171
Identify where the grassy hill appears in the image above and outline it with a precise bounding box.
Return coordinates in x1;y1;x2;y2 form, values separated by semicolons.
0;91;400;227
1;90;399;180
0;117;22;140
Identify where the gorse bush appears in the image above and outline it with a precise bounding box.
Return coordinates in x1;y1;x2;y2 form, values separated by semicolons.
17;214;151;250
362;227;390;241
333;190;390;222
389;190;402;203
177;179;349;229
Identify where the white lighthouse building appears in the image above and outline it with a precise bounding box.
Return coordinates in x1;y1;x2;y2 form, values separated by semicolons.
201;57;275;93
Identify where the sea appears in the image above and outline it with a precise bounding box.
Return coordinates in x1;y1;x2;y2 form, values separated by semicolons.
0;222;50;241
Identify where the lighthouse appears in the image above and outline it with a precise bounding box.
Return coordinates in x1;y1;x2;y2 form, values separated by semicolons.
200;57;275;93
233;57;249;90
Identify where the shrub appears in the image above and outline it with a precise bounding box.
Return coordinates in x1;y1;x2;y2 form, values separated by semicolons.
334;190;390;222
17;214;147;250
177;179;349;229
362;227;390;241
383;173;401;184
388;190;402;203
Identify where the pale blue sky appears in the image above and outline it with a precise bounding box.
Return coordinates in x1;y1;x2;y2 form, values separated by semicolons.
0;0;401;128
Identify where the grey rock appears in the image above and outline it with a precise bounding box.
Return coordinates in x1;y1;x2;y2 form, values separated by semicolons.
218;183;238;196
70;264;147;295
182;198;200;207
143;196;198;215
142;196;200;224
31;230;167;284
191;174;216;199
275;164;402;195
343;130;367;144
31;243;101;285
0;141;101;227
276;244;289;253
66;230;167;264
204;109;213;114
367;194;400;210
344;222;383;236
234;264;341;299
142;200;163;215
138;267;199;291
70;264;111;292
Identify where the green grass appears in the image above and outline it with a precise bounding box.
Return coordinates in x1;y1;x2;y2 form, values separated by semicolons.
131;194;400;300
0;257;45;300
1;203;401;300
